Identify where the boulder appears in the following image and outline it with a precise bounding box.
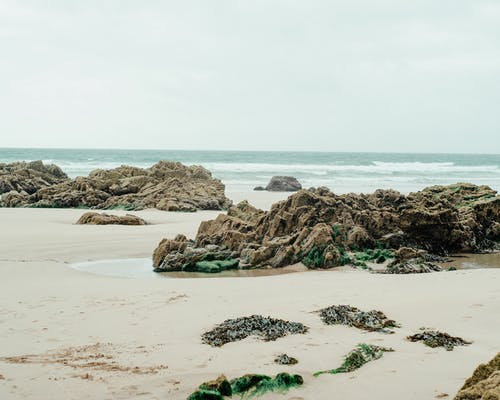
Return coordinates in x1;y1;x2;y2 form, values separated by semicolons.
265;176;302;192
455;353;500;400
76;212;146;226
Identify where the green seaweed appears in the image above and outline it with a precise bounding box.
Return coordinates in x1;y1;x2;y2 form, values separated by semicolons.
314;344;393;377
188;258;239;273
187;389;224;400
302;246;325;268
231;373;303;398
354;248;394;262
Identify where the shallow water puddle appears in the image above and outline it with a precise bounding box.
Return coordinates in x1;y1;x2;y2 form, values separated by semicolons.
70;258;306;279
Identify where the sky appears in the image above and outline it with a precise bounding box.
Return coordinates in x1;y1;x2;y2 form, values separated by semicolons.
0;0;499;153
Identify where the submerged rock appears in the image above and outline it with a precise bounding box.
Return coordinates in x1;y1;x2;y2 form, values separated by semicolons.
265;176;302;192
455;353;500;400
316;304;400;333
314;344;394;376
407;330;472;351
0;160;231;211
76;212;146;225
201;315;308;347
274;353;298;365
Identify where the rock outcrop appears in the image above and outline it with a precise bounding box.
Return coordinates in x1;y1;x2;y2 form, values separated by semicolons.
76;212;146;225
153;183;500;271
264;176;302;192
0;160;232;211
0;161;69;205
455;353;500;400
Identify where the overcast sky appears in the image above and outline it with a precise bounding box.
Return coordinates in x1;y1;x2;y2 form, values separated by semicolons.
1;1;499;153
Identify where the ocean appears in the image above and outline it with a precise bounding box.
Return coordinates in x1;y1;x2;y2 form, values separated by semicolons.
1;148;500;194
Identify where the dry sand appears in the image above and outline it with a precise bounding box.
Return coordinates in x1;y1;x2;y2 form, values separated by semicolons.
0;201;499;400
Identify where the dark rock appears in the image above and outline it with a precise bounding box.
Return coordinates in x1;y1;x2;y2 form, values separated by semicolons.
76;212;146;225
253;186;265;191
407;330;472;351
201;315;308;347
187;390;224;400
382;257;443;274
316;304;400;333
265;176;302;192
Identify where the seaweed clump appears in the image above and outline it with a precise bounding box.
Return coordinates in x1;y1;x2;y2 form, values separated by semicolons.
455;352;500;400
407;330;472;351
314;344;393;377
316;305;400;333
201;315;309;347
188;373;303;399
274;353;298;365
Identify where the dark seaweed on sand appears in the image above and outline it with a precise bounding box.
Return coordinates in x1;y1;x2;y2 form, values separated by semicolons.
201;315;308;347
407;330;472;351
316;304;400;333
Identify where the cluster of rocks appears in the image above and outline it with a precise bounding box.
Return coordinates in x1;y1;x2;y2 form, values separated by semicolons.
254;176;302;192
407;330;472;351
0;160;232;211
0;161;68;195
153;183;499;272
316;305;400;333
455;353;500;400
76;212;147;226
200;315;308;347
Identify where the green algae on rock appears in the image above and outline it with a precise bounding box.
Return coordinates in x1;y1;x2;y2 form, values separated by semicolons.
201;315;308;347
314;344;394;377
316;304;400;333
188;372;303;399
407;330;472;351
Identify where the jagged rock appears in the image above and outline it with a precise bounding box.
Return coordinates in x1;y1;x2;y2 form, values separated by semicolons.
153;183;500;271
407;330;471;351
316;305;400;333
0;160;231;211
0;161;68;198
455;353;500;400
265;176;302;192
201;315;308;347
76;212;146;225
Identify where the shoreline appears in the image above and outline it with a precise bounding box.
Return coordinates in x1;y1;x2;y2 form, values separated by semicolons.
0;200;499;399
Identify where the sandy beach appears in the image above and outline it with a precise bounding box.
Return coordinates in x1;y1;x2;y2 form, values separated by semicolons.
0;192;498;400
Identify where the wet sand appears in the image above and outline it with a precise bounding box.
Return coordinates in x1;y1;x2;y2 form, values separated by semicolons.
0;205;499;400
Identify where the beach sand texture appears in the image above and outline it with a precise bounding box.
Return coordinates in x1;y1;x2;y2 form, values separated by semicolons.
0;203;499;399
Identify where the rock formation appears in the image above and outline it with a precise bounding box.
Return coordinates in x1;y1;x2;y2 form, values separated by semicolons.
76;212;146;225
454;353;500;400
0;161;68;203
0;160;232;211
153;183;499;271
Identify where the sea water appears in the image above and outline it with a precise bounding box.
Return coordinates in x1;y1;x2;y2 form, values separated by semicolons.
1;148;499;194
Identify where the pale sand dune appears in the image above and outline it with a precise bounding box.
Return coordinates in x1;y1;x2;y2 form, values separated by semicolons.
0;206;499;400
